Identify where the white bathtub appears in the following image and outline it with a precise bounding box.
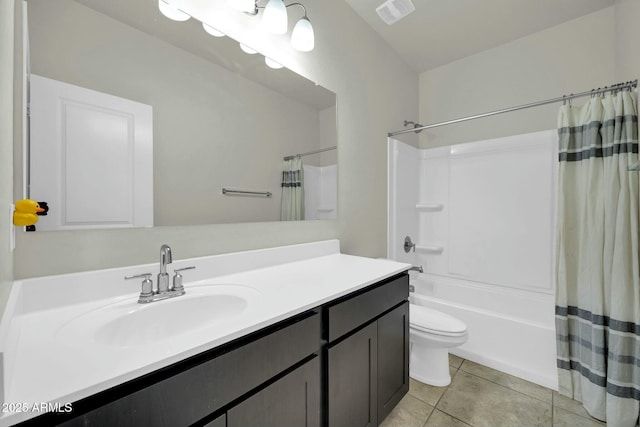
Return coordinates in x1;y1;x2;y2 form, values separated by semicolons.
410;272;559;390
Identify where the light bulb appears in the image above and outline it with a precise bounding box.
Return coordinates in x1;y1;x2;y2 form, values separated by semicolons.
291;17;314;52
265;57;283;69
158;0;190;21
262;0;288;34
202;23;225;37
227;0;256;13
240;44;258;54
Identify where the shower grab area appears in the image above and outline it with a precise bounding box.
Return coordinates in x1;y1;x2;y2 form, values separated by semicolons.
388;130;559;389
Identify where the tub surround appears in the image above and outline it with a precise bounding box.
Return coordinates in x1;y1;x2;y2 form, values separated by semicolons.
0;240;410;426
388;133;558;390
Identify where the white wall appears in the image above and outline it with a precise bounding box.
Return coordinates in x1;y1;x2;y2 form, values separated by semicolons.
8;0;418;279
319;105;338;167
419;7;618;147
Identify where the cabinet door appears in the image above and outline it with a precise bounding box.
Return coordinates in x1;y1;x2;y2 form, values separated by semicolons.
203;414;226;427
377;302;409;423
328;322;378;427
227;357;320;427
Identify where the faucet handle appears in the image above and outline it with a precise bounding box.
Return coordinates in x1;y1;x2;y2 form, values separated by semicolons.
124;273;154;302
404;236;416;253
172;266;195;294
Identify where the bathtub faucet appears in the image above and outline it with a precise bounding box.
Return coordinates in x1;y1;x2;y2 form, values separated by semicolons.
409;265;423;273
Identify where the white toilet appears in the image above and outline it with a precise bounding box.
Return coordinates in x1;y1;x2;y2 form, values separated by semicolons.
409;303;468;386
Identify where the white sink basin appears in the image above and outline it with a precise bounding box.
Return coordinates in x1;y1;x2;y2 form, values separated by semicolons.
57;284;260;348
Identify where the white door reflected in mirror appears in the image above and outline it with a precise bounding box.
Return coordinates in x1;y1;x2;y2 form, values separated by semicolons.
29;75;154;231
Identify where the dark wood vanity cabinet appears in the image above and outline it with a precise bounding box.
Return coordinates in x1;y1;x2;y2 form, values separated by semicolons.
201;357;320;427
20;273;408;427
52;313;322;427
227;357;320;427
326;275;410;427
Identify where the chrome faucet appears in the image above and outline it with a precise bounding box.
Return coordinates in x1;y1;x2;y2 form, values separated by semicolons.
124;244;195;304
409;265;423;273
158;244;173;293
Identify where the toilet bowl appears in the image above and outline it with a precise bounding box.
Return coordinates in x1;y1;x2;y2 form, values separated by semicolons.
409;303;468;387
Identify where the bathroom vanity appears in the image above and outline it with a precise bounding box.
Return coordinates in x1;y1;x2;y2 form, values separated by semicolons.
0;241;409;427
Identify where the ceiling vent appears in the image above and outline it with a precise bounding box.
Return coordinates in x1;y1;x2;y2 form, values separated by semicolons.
375;0;416;25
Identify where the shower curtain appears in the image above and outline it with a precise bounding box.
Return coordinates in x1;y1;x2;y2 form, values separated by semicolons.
556;90;640;427
280;157;304;221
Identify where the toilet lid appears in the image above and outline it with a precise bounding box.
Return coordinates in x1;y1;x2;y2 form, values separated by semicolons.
410;304;467;335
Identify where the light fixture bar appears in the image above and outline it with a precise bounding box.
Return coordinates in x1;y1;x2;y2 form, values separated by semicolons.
158;0;191;21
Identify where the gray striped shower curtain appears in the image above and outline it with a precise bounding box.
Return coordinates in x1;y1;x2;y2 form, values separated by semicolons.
556;90;640;427
280;157;304;221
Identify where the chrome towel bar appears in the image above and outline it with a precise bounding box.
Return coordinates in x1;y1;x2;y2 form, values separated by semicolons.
222;188;272;197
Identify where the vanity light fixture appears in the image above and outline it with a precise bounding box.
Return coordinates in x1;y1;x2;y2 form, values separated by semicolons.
241;0;316;52
228;0;257;13
264;1;315;51
240;43;258;54
265;57;284;69
158;0;190;21
262;0;288;34
202;23;225;37
160;0;316;63
290;13;314;52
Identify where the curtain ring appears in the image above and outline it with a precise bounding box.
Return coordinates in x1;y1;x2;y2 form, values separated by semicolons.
568;94;573;105
562;95;567;106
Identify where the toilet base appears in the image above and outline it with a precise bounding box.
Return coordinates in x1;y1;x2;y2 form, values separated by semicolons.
410;342;452;387
409;371;451;387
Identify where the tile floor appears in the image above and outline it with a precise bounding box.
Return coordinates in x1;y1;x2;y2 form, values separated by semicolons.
381;355;607;427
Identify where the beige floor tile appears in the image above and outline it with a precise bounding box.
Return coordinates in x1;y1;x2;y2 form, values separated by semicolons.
552;392;605;424
460;360;552;403
449;364;459;379
449;354;464;368
409;366;459;406
437;371;552;427
409;378;447;406
425;409;472;427
380;394;434;427
553;407;606;427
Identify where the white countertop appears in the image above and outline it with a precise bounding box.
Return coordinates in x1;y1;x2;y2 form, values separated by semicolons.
0;240;409;425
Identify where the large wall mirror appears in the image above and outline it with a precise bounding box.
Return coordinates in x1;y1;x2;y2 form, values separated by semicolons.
24;0;337;231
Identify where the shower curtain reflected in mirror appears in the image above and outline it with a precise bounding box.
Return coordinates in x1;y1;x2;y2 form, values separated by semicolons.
556;90;640;427
280;157;304;221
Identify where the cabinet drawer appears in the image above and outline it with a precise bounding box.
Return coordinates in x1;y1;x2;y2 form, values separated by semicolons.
328;274;408;342
60;312;321;427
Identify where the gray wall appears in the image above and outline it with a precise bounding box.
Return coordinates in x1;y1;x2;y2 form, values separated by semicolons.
614;0;640;82
418;7;620;148
8;0;419;281
0;0;14;313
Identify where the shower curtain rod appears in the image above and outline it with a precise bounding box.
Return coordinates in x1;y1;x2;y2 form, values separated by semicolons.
388;80;638;137
283;146;336;161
